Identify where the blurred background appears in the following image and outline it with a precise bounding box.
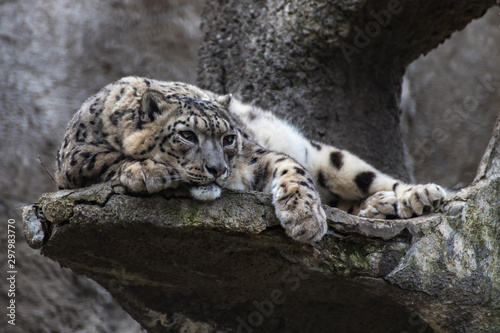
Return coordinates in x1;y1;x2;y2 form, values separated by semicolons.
1;1;498;332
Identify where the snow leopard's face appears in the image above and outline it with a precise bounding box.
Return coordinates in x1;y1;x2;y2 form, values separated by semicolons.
124;89;240;200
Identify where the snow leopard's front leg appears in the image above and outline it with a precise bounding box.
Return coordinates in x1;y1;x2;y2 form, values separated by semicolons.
307;142;446;219
56;140;180;193
117;159;180;194
239;147;327;244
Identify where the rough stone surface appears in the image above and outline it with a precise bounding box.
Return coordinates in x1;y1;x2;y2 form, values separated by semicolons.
24;173;499;331
22;184;424;332
474;115;500;184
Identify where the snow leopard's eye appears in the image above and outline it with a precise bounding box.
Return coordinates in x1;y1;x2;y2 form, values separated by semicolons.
179;131;198;144
223;134;236;147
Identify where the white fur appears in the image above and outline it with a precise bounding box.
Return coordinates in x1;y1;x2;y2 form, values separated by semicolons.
229;98;394;200
229;99;312;166
189;184;222;201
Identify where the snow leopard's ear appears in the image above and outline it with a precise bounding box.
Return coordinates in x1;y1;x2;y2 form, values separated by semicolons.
140;89;177;121
216;94;232;108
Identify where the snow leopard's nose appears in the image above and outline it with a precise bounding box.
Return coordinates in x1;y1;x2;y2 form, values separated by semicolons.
205;164;227;178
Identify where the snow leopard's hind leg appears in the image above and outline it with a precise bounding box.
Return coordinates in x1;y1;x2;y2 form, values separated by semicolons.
306;141;447;219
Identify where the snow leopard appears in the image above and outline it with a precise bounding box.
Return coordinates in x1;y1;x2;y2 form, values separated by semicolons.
55;76;446;243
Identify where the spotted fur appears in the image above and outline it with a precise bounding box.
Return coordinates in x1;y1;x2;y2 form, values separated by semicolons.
56;77;446;244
